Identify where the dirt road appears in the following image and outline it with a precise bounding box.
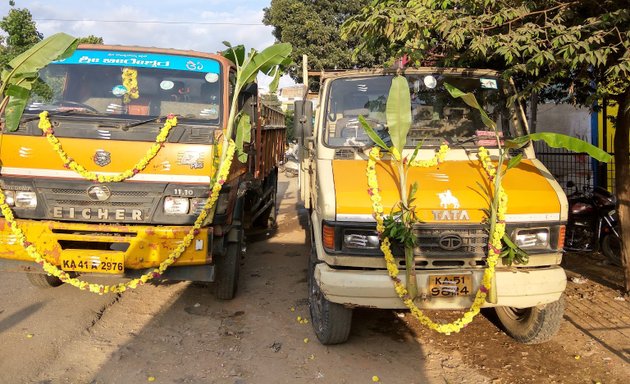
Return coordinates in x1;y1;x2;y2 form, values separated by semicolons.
0;174;628;383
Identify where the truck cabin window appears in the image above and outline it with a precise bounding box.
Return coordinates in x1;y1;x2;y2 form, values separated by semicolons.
324;74;525;148
28;51;222;123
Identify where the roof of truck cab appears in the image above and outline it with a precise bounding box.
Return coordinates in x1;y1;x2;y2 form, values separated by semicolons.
76;44;235;68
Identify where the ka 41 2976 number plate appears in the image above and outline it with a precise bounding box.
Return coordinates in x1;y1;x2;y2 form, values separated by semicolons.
60;253;124;274
428;274;472;297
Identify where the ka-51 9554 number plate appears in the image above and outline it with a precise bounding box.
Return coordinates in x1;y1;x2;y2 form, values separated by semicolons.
428;274;472;297
60;253;124;274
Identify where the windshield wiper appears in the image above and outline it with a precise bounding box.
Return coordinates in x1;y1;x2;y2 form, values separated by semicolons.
98;115;177;131
21;108;95;123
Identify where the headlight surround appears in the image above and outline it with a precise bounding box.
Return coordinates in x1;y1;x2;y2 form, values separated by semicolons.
164;196;190;215
3;191;16;206
513;227;550;250
15;191;37;208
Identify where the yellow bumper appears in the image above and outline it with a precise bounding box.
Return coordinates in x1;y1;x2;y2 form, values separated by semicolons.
0;218;211;270
315;263;566;309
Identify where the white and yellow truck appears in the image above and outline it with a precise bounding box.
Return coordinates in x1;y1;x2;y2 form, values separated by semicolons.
294;68;568;344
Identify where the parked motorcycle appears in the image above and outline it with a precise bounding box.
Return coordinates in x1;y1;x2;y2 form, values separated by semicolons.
564;181;622;266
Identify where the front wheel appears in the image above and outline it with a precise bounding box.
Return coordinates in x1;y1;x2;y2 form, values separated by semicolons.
27;273;64;288
308;249;352;345
601;233;622;267
214;242;240;300
494;297;564;344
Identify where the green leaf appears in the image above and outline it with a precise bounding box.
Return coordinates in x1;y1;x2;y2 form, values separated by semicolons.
508;133;612;163
239;43;292;86
235;113;252;162
506;153;522;170
444;83;496;130
386;75;412;152
359;115;389;150
1;33;78;131
4;33;78;81
4;96;28;131
268;67;281;93
221;43;245;67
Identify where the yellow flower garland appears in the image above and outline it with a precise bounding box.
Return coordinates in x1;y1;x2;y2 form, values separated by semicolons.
122;67;139;103
366;145;507;335
0;140;236;294
38;111;176;183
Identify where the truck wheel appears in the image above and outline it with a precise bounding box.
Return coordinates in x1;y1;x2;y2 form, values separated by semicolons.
27;273;64;288
308;249;352;344
601;233;622;267
494;297;564;344
214;241;241;300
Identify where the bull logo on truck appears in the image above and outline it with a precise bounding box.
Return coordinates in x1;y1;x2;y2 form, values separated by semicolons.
93;149;111;167
433;190;470;221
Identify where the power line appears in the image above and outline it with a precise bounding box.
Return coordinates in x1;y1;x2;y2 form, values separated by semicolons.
33;18;266;26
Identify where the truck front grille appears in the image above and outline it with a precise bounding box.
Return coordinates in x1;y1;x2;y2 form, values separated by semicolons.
407;225;489;269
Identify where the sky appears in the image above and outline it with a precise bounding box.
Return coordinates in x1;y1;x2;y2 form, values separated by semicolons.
0;0;294;90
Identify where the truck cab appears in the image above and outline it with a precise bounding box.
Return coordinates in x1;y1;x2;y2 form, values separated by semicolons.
295;68;568;344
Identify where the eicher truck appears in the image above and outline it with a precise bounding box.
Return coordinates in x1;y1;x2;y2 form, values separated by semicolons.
0;44;285;299
294;68;568;344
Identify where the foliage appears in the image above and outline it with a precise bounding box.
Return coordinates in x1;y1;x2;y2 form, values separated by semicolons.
342;0;628;105
0;4;42;68
77;35;104;45
284;109;295;142
263;0;387;85
0;33;78;131
220;42;292;163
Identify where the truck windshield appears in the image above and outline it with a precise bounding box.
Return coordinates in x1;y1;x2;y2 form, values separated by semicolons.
324;73;525;148
27;49;222;122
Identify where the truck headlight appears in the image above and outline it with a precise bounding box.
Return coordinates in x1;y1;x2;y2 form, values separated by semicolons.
514;227;549;249
343;229;380;250
164;196;190;215
15;191;37;208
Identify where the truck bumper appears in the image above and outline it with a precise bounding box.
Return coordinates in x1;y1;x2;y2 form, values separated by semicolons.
0;218;212;272
315;263;567;309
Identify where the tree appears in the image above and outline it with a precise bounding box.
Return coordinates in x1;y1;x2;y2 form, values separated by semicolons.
0;1;43;68
78;35;104;45
263;0;386;85
342;0;630;293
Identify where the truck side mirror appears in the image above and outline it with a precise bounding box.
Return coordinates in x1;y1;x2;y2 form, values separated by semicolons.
294;100;313;142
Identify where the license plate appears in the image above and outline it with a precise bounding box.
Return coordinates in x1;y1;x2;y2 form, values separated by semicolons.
60;253;124;274
428;274;472;297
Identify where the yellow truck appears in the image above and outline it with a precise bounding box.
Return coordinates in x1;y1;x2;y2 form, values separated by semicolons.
0;44;285;299
294;68;568;344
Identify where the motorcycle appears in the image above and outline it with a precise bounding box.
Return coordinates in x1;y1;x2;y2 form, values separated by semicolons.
564;181;622;266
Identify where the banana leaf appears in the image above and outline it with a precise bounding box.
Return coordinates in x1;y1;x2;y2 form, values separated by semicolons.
1;32;78;131
508;133;612;163
235;113;252;162
359;115;389;150
386;75;412;152
444;83;497;130
239;43;292;85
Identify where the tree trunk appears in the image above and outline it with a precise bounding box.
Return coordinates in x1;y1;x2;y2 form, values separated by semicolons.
614;89;630;294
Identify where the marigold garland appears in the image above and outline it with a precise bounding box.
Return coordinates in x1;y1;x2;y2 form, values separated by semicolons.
0;140;236;294
38;111;176;183
366;145;507;335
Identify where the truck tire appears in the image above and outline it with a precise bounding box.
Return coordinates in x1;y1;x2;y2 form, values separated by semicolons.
308;249;352;345
494;297;564;344
26;273;64;288
601;233;622;267
214;241;241;300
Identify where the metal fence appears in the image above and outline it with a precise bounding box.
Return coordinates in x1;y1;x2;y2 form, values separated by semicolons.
533;141;617;195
